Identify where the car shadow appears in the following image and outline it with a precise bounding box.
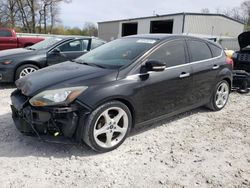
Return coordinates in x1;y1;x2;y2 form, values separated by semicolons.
0;106;211;158
0;83;16;89
130;106;210;136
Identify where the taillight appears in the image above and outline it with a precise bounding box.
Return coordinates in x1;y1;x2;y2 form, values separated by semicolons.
226;57;234;68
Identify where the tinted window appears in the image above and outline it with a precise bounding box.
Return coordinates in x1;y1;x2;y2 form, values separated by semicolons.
148;40;186;67
188;40;212;62
59;40;82;52
209;43;222;57
82;40;90;51
91;39;105;50
0;30;12;37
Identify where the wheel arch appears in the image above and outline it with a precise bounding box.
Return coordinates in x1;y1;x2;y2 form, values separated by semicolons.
14;61;41;80
223;77;232;90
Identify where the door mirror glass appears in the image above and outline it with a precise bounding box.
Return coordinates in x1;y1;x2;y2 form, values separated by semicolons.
145;60;166;72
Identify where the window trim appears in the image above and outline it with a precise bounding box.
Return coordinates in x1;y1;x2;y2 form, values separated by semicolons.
126;51;223;80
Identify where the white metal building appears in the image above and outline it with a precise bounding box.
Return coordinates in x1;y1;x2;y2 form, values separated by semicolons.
98;12;244;42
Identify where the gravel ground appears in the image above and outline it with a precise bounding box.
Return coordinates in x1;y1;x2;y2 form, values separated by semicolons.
0;84;249;188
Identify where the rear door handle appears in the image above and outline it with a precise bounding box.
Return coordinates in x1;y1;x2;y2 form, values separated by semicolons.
212;65;220;70
179;72;190;78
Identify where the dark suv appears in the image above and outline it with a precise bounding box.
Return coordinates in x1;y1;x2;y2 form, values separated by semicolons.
10;34;232;152
232;31;250;92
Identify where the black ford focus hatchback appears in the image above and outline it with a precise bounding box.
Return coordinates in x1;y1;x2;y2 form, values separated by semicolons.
11;34;232;152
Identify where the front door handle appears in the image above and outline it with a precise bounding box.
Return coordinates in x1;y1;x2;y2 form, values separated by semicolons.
212;65;220;70
179;72;190;78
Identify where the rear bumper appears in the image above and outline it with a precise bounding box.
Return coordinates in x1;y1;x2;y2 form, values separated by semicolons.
10;89;90;142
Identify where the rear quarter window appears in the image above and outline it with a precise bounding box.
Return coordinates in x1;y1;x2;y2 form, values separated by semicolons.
187;40;212;62
209;43;222;57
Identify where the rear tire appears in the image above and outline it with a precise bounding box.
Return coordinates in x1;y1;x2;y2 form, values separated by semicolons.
15;64;39;80
82;101;132;152
207;80;230;111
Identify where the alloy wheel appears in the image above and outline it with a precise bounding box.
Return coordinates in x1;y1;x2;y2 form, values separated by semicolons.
93;107;129;148
215;82;229;109
19;67;37;78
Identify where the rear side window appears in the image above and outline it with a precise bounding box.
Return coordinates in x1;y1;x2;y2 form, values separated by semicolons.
148;40;186;67
188;40;212;62
209;43;222;57
0;30;12;37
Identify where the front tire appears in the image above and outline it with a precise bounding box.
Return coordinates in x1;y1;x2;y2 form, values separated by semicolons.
82;101;132;152
15;64;39;80
207;80;230;111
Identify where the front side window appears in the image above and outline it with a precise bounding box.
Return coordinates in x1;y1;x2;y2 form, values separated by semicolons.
188;40;212;62
59;40;82;52
148;40;186;67
0;30;12;37
82;40;90;51
59;39;90;52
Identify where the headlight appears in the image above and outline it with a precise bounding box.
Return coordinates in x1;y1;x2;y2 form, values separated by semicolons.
29;86;88;107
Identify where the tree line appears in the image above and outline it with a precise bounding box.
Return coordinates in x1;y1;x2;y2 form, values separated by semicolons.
201;0;250;30
0;0;98;36
1;0;250;35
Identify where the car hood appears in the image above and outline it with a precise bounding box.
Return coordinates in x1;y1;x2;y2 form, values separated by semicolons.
15;61;118;96
238;31;250;49
0;48;36;59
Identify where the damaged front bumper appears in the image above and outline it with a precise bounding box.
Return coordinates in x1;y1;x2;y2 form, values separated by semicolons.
10;89;90;142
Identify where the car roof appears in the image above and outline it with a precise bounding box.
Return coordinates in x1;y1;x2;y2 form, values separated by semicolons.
124;34;187;40
125;34;222;48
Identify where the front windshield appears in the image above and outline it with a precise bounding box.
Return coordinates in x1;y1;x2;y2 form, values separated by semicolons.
76;38;158;68
28;37;62;50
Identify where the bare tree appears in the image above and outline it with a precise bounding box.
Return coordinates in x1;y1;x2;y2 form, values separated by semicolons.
241;0;250;27
201;8;210;14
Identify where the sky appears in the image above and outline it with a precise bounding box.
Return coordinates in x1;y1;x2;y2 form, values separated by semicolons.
60;0;242;28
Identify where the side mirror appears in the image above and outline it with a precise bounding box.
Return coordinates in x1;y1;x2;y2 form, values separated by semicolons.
145;60;166;72
51;48;61;55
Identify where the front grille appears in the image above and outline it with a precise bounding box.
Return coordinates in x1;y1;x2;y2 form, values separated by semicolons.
238;53;250;62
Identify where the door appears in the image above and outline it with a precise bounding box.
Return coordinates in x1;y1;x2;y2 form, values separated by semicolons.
47;39;90;66
0;29;18;50
137;39;193;122
186;39;218;104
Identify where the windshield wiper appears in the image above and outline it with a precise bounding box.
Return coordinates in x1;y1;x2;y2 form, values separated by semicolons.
75;60;106;69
